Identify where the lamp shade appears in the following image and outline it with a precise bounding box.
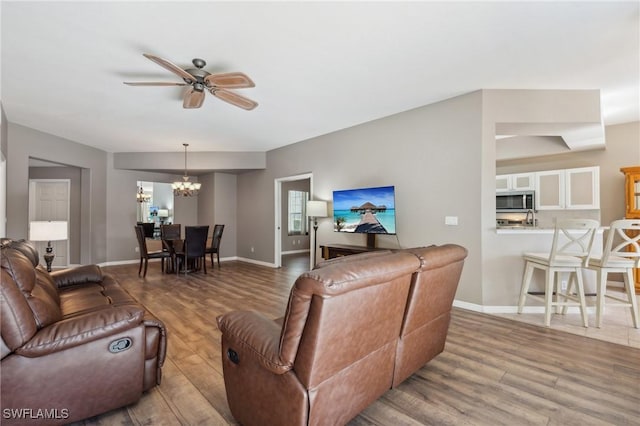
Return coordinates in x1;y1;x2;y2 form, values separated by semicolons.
29;221;68;242
157;209;169;218
307;200;328;218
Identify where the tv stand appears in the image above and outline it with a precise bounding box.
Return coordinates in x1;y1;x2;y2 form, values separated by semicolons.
319;243;385;260
366;233;376;249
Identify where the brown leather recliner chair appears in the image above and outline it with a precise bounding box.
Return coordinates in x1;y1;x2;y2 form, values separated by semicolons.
393;244;467;386
217;244;467;426
1;239;167;425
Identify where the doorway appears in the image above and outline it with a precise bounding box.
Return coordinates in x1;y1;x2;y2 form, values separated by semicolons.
274;173;313;269
28;179;70;267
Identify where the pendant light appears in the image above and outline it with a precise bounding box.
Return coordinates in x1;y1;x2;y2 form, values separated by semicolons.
136;186;151;203
172;143;201;196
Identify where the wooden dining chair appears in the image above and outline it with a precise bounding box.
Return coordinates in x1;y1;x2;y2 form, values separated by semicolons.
205;224;225;268
134;225;171;277
160;223;181;240
176;225;209;275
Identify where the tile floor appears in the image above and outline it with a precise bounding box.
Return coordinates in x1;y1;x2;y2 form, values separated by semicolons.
496;287;640;348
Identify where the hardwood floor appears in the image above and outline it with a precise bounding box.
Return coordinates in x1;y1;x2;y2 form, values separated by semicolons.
73;259;640;426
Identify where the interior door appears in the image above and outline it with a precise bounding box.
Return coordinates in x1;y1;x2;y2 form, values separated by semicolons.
29;180;70;267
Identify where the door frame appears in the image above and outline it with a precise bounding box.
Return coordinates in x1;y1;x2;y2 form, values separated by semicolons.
28;179;71;267
274;173;314;269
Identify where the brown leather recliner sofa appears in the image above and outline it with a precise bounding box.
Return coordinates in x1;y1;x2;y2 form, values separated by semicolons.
0;239;167;425
217;244;467;426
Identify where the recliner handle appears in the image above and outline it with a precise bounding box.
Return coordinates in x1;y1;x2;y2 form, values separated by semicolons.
227;348;240;365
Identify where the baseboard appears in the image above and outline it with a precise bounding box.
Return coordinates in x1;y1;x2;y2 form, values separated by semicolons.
282;249;310;255
99;256;237;268
235;256;277;268
453;300;597;314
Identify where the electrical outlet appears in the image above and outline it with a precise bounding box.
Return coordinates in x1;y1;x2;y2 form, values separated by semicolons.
134;247;139;253
561;280;567;291
445;216;458;226
250;246;255;253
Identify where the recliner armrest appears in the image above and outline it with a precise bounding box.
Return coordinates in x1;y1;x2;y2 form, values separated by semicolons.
50;264;104;288
16;305;144;357
217;310;291;374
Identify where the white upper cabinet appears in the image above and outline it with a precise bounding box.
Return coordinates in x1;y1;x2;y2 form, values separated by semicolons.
536;170;565;210
565;167;600;209
496;172;535;192
535;166;599;210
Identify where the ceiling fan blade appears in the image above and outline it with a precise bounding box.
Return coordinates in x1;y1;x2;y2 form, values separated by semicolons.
143;53;195;82
211;89;258;110
183;89;205;109
124;82;187;86
205;72;255;89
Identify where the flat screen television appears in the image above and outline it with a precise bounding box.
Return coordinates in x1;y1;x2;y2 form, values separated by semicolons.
332;185;396;235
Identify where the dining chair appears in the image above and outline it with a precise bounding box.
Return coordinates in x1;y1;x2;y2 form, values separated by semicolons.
176;225;209;275
586;219;640;328
205;224;225;268
518;218;600;327
160;224;181;273
160;223;181;240
134;225;171;277
137;222;155;239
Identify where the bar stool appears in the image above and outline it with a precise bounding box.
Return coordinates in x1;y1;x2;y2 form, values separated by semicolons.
518;218;599;327
587;219;640;328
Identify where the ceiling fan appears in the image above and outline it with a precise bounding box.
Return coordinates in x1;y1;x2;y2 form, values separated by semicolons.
124;53;258;110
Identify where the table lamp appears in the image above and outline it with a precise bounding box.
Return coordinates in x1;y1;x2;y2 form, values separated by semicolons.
157;209;169;224
29;221;68;272
306;200;328;267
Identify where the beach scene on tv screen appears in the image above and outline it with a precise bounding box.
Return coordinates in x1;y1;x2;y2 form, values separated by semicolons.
333;186;396;234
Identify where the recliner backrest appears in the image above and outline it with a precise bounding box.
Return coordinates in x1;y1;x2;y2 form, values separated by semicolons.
392;244;467;386
279;251;420;387
1;246;63;354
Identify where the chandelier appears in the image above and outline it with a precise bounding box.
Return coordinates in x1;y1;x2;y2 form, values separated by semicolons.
136;186;151;203
172;143;201;197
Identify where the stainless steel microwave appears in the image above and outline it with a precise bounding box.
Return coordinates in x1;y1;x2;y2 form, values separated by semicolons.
496;191;535;212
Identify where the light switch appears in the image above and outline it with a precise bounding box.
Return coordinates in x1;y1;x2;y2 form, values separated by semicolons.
445;216;458;226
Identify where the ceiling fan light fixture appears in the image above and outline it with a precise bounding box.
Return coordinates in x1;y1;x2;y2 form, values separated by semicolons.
125;54;258;110
172;143;201;197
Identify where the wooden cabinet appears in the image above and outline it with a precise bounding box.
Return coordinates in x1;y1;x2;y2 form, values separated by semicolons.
535;166;599;210
621;166;640;293
621;166;640;219
496;173;535;192
320;244;384;260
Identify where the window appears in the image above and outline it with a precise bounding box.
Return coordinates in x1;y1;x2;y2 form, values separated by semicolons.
288;190;308;235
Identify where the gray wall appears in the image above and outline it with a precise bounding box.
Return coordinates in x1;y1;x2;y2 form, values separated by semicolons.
1;105;7;157
1;105;7;237
195;171;237;258
28;166;82;263
238;91;484;303
213;172;237;259
105;153;189;262
6;123;108;263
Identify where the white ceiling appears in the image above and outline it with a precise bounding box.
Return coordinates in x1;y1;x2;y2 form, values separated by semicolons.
2;1;638;154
